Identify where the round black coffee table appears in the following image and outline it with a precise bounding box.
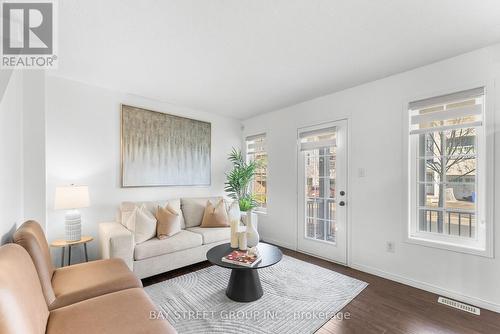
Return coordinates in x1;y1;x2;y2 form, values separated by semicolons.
206;242;282;302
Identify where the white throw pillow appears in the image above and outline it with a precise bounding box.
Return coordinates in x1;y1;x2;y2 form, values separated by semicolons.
226;200;241;223
125;204;157;244
120;202;137;226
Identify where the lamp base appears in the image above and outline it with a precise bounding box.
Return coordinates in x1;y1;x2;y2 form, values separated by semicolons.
65;209;82;242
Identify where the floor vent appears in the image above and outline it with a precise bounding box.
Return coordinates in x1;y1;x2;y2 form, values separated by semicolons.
438;297;480;315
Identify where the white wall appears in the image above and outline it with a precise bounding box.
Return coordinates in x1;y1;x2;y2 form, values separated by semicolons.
46;76;242;262
0;69;46;244
23;71;47;228
0;70;24;244
243;44;500;311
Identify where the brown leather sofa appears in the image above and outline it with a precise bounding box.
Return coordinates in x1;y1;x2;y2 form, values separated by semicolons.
13;220;143;310
0;244;175;334
1;220;176;334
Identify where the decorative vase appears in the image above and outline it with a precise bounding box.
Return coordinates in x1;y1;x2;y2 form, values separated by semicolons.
242;211;259;247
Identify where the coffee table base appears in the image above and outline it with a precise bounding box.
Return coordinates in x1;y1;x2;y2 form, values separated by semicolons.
226;268;263;302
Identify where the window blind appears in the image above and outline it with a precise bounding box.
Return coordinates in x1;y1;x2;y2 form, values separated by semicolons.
299;126;336;151
409;87;484;135
246;133;266;154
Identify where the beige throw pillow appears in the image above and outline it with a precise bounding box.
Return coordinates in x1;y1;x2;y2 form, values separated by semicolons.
156;203;181;239
200;200;230;228
125;204;157;244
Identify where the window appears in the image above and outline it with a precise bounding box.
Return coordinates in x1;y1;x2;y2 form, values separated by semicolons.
408;87;489;254
246;134;267;212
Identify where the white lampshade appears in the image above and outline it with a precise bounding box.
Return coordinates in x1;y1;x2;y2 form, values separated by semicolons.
54;185;90;210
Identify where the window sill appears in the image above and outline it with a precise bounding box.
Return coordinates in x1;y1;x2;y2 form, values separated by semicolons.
405;234;493;258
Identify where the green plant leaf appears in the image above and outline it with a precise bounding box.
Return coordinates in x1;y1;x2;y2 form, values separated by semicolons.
224;147;258;203
238;194;258;212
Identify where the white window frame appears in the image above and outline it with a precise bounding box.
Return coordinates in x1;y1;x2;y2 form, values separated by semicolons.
404;84;494;257
245;133;267;213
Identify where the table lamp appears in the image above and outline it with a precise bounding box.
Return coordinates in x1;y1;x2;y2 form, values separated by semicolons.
54;185;90;241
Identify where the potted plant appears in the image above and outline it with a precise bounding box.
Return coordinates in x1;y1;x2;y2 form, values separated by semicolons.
225;148;260;246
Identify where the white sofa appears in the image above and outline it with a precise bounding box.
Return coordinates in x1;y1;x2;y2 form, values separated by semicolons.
99;197;232;279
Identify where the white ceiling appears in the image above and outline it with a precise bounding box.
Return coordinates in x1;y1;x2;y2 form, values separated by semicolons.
52;0;500;119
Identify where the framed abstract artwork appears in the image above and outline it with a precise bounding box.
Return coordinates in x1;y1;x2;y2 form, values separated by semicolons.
121;104;211;187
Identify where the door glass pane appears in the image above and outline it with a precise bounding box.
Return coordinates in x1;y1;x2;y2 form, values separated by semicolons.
325;199;336;221
306;217;315;239
306;198;335;220
304;141;336;244
329;179;335;199
325;219;336;242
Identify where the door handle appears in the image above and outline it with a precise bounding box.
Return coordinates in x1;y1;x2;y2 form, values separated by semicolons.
339;201;346;206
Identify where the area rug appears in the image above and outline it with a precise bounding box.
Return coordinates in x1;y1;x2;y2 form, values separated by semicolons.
144;255;367;334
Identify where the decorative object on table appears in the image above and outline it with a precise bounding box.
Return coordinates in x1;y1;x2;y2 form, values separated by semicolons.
225;148;260;247
145;254;367;333
230;219;240;248
238;231;247;250
225;148;262;246
226;199;241;222
230;216;246;249
200;199;230;227
50;236;93;267
224;148;262;212
121;104;211;187
247;246;260;257
242;212;259;247
227;199;243;248
221;249;262;267
54;185;90;242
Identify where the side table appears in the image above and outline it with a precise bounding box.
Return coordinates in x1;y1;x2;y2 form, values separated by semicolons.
50;236;93;267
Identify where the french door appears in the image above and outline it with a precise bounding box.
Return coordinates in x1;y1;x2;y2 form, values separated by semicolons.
297;120;348;264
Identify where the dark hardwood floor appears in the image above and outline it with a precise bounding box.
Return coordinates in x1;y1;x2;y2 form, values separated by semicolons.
142;247;500;334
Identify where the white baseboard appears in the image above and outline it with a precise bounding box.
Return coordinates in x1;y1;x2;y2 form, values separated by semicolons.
259;236;500;314
261;237;296;251
351;262;500;314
